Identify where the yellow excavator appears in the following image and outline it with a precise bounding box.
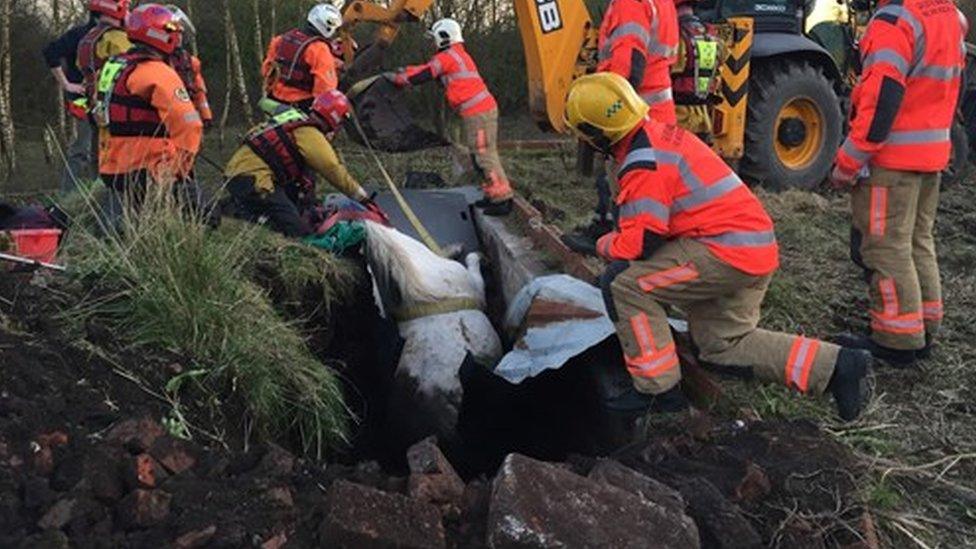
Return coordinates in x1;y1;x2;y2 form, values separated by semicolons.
334;0;927;189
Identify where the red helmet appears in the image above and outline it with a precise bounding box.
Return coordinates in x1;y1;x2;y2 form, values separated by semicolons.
126;4;183;55
89;0;129;20
311;90;352;132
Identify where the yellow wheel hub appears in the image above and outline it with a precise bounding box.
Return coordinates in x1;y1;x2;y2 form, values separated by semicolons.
774;97;824;170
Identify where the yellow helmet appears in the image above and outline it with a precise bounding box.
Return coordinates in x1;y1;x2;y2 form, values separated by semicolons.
564;72;649;151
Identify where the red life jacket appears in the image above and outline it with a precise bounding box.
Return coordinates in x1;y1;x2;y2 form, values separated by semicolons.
273;28;325;92
77;23;114;97
244;109;321;188
98;51;169;138
602;117;779;275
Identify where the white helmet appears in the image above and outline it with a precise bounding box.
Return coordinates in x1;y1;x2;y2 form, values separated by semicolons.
428;18;463;50
165;4;196;37
308;4;343;39
328;0;346;9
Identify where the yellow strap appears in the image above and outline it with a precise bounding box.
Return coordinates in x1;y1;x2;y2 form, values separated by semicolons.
392;297;483;322
348;102;445;257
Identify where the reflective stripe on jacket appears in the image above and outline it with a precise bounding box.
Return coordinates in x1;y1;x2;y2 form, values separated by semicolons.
598;0;679;124
600;117;779;276
396;44;498;118
836;0;964;175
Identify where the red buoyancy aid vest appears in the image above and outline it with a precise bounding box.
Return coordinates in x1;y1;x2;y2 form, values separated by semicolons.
274;29;325;92
244;108;320;188
836;0;965;174
77;23;114;96
603;117;779;275
97;52;168;138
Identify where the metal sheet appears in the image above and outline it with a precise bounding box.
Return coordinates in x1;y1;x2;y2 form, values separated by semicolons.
372;187;483;257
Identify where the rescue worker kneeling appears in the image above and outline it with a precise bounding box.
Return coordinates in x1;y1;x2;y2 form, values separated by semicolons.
224;90;386;237
94;4;207;220
564;73;871;421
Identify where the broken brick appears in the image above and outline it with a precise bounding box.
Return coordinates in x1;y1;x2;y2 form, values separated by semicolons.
124;453;168;490
105;418;165;454
255;444;295;478
37;498;77;530
406;437;464;512
320;480;445;549
31;431;69;477
148;437;195;475
261;532;288;549
175;525;217;548
265;486;294;508
734;462;772;503
116;489;172;530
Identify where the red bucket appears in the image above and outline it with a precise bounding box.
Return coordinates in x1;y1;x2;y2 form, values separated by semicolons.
7;229;62;264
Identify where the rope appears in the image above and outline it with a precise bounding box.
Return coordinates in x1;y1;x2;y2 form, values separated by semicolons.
346;86;445;257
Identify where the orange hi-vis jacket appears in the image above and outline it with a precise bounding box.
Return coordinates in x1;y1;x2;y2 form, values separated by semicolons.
394;43;498;118
835;0;965;176
171;50;213;123
97;52;203;180
598;0;679;124
597;117;779;276
262;28;339;105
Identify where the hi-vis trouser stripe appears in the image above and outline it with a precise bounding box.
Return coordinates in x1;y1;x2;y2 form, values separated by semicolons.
871;277;924;335
785;336;820;392
626;312;680;379
870;186;888;236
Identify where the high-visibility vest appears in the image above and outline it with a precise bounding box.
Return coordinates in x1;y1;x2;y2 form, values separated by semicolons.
600;117;779;275
597;0;679;123
244;108;320;188
837;0;965;174
94;52;167;137
397;44;497;117
273;29;326;92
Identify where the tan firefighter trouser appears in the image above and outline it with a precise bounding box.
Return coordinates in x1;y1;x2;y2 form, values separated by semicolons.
851;167;942;350
460;109;514;202
605;239;840;395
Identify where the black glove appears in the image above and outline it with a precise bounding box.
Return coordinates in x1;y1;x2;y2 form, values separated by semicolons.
561;233;598;257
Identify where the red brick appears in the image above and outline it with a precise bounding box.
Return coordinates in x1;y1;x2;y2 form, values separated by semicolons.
116;489;172;529
261;532;288;549
125;453;168;490
105;418;165;453
148;437;196;475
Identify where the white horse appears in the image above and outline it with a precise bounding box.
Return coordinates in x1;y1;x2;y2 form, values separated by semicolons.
364;221;502;444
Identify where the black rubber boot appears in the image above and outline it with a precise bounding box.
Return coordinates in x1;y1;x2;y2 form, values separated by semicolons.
916;334;935;360
474;198;513;216
828;348;872;421
604;385;689;414
561;233;598;256
832;333;917;368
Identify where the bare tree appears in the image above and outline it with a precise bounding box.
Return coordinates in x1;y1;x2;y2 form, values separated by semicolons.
269;0;277;38
52;0;68;143
252;0;264;66
219;0;253;142
186;0;199;56
0;0;15;176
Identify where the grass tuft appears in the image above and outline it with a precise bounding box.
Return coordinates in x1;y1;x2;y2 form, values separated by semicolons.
60;186;351;457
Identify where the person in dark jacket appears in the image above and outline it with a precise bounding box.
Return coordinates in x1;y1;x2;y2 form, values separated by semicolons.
43;16;96;193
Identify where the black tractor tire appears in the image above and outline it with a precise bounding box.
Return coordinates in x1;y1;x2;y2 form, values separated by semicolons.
740;59;843;191
942;120;972;187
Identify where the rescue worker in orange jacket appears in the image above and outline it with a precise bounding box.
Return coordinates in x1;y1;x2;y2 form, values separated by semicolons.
262;4;343;111
831;0;965;366
598;0;680;124
224;91;387;237
77;0;132;106
166;5;213;127
564;73;871;421
386;19;514;215
94;4;203;214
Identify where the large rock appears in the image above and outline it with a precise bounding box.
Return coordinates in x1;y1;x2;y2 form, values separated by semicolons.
488;454;698;548
320;480;446;549
668;478;762;549
587;460;699;547
407;437;465;513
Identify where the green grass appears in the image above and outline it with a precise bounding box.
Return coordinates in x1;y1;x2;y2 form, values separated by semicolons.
59;186;356;458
